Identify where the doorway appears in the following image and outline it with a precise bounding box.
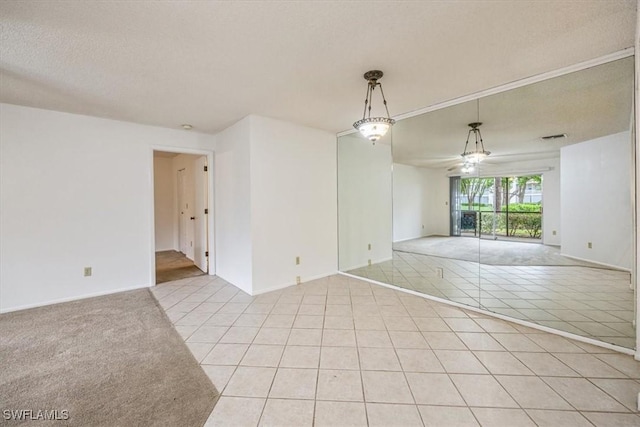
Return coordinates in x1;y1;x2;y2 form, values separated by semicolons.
451;174;543;242
153;151;210;284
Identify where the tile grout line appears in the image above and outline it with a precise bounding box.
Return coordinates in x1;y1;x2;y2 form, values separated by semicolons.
204;284;272;425
254;289;298;427
353;284;371;426
160;274;639;426
310;289;325;427
386;292;428;426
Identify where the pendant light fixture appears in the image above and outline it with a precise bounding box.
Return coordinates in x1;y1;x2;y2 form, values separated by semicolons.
461;99;490;163
353;70;395;142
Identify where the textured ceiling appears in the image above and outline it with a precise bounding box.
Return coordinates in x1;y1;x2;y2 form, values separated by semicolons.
391;57;635;169
0;1;636;134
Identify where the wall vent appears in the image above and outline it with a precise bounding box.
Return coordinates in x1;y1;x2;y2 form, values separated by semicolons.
541;133;567;141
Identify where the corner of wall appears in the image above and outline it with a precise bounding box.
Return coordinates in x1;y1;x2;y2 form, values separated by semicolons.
634;0;640;354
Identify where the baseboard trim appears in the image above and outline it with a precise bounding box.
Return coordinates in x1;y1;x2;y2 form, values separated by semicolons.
0;283;152;314
560;254;631;272
337;272;635;356
341;257;393;272
393;236;425;243
393;234;449;244
250;271;338;296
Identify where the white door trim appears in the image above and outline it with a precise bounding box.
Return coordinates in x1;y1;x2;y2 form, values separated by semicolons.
150;146;215;286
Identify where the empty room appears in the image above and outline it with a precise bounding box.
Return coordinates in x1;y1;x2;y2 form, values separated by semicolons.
2;1;640;426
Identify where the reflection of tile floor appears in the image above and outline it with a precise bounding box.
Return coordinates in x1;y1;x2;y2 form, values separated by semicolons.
348;251;635;349
152;274;640;426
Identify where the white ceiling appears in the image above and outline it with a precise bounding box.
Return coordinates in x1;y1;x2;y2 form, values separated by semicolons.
0;1;636;134
391;57;635;169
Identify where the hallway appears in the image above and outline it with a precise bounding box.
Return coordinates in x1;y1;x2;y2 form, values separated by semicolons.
156;250;205;284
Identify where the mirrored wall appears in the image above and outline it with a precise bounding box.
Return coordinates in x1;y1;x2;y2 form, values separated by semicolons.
338;56;636;349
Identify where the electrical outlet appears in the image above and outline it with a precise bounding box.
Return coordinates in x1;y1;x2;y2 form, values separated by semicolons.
296;276;301;285
368;259;372;266
367;243;371;250
552;230;557;235
436;268;444;278
84;267;92;277
588;242;592;249
295;256;300;265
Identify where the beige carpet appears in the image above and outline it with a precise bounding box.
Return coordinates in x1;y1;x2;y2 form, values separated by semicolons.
0;289;217;426
394;236;609;268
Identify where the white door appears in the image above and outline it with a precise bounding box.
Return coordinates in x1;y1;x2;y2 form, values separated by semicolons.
177;168;189;254
193;156;209;273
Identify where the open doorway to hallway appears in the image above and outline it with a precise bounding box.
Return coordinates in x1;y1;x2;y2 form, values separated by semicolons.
154;151;209;284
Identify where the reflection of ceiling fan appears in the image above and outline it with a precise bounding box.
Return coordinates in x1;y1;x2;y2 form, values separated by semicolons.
444;151;558;176
446;121;491;174
447;162;473;173
445;153;523;173
445;150;560;171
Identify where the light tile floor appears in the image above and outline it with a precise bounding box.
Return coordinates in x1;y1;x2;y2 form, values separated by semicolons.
151;274;640;426
349;251;635;348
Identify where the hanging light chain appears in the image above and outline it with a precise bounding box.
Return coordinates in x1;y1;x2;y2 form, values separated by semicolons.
367;81;374;119
477;128;486;152
360;77;393;121
361;83;370;120
379;83;392;119
463;128;473;155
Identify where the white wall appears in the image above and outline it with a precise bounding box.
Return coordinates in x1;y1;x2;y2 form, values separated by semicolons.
393;164;428;242
392;163;449;242
1;106;337;310
250;116;337;294
0;103;215;312
423;167;450;236
561;131;633;269
213;115;338;295
635;15;639;356
214;117;253;294
153;157;175;251
542;161;561;246
338;134;393;271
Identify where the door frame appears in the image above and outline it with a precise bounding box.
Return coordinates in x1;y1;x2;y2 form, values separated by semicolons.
150;146;215;285
193;155;209;272
177;167;189;256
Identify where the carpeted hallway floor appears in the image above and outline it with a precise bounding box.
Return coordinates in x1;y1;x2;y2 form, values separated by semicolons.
0;289;218;426
156;250;205;284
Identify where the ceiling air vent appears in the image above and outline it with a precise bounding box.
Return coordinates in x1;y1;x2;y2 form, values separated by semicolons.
541;133;567;141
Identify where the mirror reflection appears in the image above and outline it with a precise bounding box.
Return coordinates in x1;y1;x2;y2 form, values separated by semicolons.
338;131;393;278
339;56;635;349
